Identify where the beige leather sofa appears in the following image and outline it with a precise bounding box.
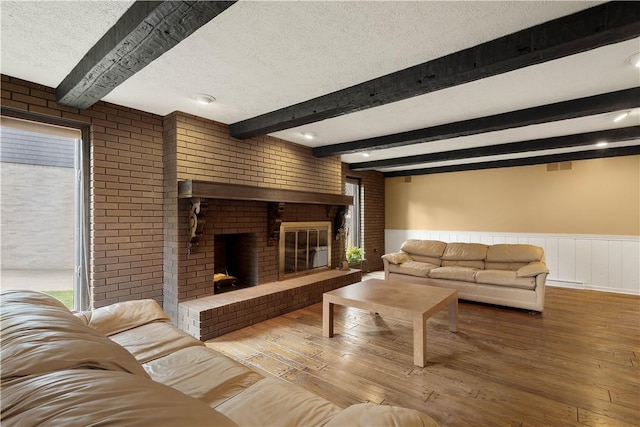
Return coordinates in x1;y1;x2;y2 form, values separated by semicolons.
383;240;548;312
1;289;438;426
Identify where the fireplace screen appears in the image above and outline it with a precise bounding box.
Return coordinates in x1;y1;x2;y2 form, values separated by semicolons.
279;221;331;279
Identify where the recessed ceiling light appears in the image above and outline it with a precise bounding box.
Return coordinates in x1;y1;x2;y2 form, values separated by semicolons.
595;141;609;148
193;94;216;105
625;52;640;68
301;132;316;140
613;112;630;123
362;152;370;157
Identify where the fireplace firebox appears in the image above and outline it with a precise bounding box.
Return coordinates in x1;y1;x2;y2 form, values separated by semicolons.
213;233;258;293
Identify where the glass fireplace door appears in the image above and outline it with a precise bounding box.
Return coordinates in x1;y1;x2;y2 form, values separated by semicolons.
279;221;331;279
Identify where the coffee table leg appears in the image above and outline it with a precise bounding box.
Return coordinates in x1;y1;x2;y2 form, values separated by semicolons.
448;298;458;333
323;298;334;337
413;315;426;367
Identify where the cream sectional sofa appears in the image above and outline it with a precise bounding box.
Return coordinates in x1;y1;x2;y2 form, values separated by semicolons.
383;240;549;312
1;289;438;427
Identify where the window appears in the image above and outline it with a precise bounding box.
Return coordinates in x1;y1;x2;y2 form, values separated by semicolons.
0;115;89;310
345;178;361;249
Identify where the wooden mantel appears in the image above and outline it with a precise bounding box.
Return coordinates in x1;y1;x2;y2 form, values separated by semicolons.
178;180;353;206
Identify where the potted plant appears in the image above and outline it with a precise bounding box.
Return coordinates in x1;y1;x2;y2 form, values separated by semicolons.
346;247;364;267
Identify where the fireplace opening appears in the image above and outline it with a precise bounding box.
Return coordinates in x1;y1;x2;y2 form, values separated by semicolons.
279;221;331;280
213;233;258;294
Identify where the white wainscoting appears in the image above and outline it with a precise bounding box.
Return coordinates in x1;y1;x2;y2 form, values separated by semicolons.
385;229;640;295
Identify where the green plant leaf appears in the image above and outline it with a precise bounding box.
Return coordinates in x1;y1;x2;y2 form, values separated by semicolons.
346;247;364;264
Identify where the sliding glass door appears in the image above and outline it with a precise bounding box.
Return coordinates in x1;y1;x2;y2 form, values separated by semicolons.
0;116;88;310
345;178;361;250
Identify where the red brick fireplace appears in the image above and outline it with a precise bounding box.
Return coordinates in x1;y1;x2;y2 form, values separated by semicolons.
169;178;351;291
162;112;382;327
171;181;358;340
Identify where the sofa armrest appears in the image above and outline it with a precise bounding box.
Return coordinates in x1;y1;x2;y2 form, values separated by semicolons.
75;299;170;336
517;261;549;278
381;252;411;265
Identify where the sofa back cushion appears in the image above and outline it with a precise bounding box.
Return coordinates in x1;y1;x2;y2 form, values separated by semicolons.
485;244;544;270
0;290;149;381
75;299;171;336
400;239;446;265
441;243;488;269
110;322;204;364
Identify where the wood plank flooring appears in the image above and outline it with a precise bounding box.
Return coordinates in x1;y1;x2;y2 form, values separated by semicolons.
206;279;640;426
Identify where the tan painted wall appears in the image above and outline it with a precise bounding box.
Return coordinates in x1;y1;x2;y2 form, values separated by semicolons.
386;156;640;236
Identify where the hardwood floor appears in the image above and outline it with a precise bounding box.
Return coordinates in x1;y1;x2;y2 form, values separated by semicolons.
206;277;640;426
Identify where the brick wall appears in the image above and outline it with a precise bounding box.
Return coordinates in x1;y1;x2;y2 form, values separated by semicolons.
1;75;385;314
1;75;165;308
164;112;347;308
174;112;342;193
162;113;180;319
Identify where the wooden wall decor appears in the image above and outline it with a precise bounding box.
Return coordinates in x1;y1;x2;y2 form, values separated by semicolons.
188;198;208;255
267;202;285;246
333;205;348;240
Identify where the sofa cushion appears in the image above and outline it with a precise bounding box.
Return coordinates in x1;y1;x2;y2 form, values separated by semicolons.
324;402;439;427
428;266;478;282
401;240;446;265
110;321;204;364
1;369;238;427
382;252;412;265
441;259;485;269
475;270;536;290
484;261;528;271
517;261;549;278
75;299;170;336
0;291;149;380
144;346;263;407
485;244;543;263
388;260;438;278
441;243;488;269
216;376;341;426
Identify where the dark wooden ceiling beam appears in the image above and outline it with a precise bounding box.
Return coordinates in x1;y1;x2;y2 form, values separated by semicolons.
349;126;640;171
230;2;640;139
383;145;640;177
315;87;640;157
56;1;236;109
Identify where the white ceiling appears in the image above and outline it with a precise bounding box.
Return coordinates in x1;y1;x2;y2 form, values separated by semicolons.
1;1;639;174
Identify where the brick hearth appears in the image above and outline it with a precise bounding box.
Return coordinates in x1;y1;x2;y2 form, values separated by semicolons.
178;269;361;340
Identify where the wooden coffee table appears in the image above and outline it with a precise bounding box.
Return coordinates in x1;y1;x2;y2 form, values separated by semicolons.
323;278;458;367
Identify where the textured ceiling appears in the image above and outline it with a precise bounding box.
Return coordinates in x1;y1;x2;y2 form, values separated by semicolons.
0;1;135;87
1;0;638;174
